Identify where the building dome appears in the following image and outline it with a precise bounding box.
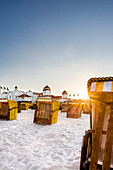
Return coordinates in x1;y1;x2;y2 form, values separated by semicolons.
62;90;68;99
43;85;51;96
15;86;18;90
43;85;51;91
62;90;68;95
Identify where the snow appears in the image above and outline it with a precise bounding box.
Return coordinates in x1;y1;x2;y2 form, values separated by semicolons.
0;110;90;170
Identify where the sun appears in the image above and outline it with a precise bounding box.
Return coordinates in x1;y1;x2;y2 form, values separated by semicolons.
78;89;89;100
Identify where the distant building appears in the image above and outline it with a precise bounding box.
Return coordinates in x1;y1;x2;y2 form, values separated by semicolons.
8;86;24;101
7;87;37;103
0;84;71;103
17;93;32;102
33;92;43;102
0;86;8;99
62;90;68;99
36;86;69;102
0;92;7;99
0;86;43;103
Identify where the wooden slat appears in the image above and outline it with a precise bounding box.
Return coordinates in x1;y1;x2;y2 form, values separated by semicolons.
102;103;113;170
89;102;106;170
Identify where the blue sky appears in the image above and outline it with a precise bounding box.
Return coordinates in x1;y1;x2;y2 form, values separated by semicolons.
1;0;113;97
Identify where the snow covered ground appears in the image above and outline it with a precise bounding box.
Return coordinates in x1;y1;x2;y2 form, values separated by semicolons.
0;110;90;170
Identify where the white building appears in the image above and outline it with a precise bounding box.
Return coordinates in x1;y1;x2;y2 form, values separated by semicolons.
0;86;42;103
0;87;9;99
8;86;24;101
8;87;39;103
0;85;70;103
26;90;42;103
0;92;7;99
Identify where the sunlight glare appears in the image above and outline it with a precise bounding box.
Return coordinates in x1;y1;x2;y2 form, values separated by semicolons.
78;89;89;100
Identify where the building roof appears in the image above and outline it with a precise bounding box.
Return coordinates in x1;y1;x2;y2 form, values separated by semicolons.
53;96;62;99
18;94;31;98
33;92;43;96
43;85;51;91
